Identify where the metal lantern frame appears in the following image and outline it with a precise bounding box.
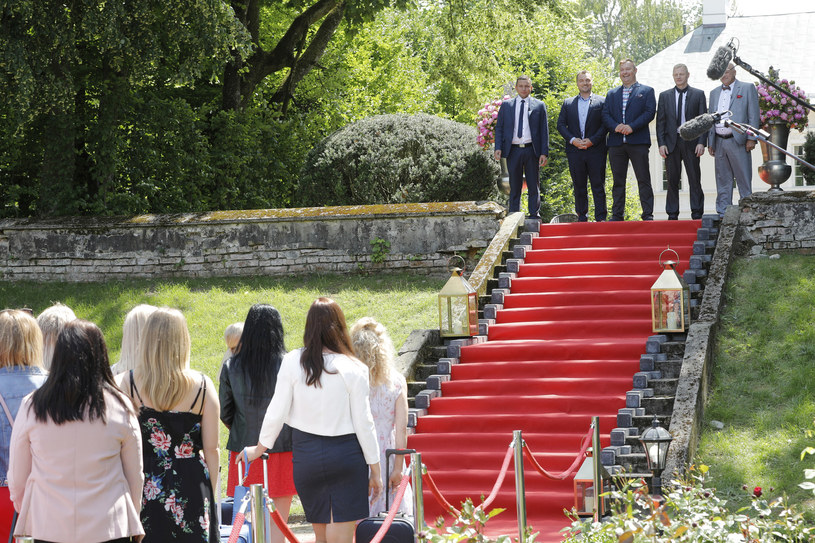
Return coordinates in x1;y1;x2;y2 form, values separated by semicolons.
650;248;691;333
573;453;611;517
638;416;673;496
438;256;478;338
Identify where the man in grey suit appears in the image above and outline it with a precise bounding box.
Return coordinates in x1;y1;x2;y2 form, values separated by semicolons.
707;62;760;216
656;63;707;220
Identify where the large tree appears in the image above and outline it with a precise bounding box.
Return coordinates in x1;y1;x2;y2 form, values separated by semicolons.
0;0;248;216
221;0;412;112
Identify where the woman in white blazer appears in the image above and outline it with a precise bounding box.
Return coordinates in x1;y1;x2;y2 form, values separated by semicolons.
9;320;144;543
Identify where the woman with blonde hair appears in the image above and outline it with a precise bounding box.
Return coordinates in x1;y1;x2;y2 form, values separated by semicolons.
110;304;158;375
0;310;48;541
36;302;76;369
116;308;219;542
9;319;144;543
242;298;381;543
350;317;412;518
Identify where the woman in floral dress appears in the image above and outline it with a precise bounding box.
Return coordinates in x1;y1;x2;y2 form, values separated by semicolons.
350;317;412;518
117;308;220;542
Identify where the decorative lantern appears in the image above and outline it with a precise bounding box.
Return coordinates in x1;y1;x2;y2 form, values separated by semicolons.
573;451;611;516
438;257;478;338
650;248;690;333
638;416;673;496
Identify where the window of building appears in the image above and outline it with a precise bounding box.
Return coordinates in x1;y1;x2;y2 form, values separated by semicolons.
794;145;815;187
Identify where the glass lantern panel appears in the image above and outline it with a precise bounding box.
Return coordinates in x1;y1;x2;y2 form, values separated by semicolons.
439;294;471;337
574;480;593;515
652;288;684;332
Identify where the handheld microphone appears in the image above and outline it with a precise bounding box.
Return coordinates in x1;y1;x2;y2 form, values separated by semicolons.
707;45;734;80
679;111;731;141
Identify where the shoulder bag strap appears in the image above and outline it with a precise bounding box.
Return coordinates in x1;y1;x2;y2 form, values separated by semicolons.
0;390;15;428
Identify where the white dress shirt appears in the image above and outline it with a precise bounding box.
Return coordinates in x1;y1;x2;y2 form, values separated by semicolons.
259;349;380;464
511;96;533;145
715;85;733;135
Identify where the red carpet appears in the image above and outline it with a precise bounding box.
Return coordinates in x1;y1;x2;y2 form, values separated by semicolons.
407;220;700;541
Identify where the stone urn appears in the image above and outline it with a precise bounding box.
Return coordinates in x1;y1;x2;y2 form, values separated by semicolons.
497;157;511;195
757;120;792;192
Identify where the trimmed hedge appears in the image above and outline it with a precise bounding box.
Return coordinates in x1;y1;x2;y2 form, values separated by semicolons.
296;113;500;206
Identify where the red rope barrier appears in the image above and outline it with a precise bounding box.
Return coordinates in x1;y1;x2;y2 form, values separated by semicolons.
522;424;593;480
422;469;461;516
269;505;302;543
368;472;412;543
476;445;514;511
227;496;250;543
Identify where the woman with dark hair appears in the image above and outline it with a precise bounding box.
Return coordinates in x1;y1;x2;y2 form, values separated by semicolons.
241;297;382;543
220;304;295;543
8;320;144;543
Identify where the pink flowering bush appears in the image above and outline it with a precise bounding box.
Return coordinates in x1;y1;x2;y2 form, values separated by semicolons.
755;67;810;132
476;95;510;150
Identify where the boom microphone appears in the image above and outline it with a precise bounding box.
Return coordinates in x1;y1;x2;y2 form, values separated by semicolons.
707;45;734;80
679;111;731;141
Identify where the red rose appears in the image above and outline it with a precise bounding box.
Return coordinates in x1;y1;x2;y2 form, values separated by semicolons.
753;486;762;498
174;442;194;459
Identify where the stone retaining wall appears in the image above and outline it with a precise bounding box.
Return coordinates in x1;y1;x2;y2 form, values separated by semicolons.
0;202;505;282
738;190;815;255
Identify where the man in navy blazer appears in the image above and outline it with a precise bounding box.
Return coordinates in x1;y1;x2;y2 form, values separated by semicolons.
494;75;549;218
557;70;608;221
602;59;656;221
656;63;707;220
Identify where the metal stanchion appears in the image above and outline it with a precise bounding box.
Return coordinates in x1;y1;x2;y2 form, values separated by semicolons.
512;430;527;543
15;538;34;543
411;451;425;542
250;483;269;543
591;416;602;523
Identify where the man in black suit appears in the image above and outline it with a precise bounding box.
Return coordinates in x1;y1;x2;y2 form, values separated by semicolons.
656;63;707;219
557;70;608;222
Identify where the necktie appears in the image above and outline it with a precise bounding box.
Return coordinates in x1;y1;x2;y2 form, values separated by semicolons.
676;87;687;125
517;99;525;139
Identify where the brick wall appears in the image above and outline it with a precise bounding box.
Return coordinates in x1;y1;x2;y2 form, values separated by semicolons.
0;202;505;282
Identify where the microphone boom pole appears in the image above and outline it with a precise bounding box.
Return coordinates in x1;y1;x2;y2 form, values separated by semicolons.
731;55;814;114
725;120;815;174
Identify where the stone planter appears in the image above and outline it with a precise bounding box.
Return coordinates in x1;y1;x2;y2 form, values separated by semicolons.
757;120;792;192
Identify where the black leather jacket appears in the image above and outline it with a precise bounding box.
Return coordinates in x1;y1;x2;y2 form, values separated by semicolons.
219;357;292;453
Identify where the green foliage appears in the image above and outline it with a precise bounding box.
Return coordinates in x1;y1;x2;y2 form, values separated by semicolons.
570;0;698;65
370;238;391;264
803;132;815;185
297;114;500;206
563;467;813;541
421;497;535;543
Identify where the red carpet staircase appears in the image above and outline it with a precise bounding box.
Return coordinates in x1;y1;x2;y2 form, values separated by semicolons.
407;219;709;541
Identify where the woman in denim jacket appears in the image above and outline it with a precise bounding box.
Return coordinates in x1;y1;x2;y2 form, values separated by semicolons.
0;310;48;541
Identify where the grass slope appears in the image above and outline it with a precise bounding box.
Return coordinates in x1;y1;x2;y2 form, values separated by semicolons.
696;254;815;516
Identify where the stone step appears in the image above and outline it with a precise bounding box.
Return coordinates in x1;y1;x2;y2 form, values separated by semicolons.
640;357;683;379
632;414;671;433
650;378;679;396
413;363;438;381
640;396;676;415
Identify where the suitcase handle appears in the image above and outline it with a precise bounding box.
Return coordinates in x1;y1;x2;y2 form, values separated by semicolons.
384;448;415;511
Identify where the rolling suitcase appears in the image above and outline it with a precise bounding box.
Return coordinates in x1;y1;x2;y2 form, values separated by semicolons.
221;452;270;543
354;449;415;543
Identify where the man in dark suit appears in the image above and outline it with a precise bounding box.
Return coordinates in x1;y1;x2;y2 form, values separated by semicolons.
557;70;608;222
602;59;656;221
494;75;549;218
707;62;760;217
656;63;707;220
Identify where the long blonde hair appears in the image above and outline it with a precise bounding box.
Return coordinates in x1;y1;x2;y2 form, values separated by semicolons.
135;308;196;411
0;310;43;369
350;317;395;387
115;304;158;374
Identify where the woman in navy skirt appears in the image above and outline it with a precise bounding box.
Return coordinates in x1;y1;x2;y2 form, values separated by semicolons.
242;297;382;543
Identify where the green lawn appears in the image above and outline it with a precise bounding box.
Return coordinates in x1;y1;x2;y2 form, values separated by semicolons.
0;272;441;495
696;254;815;516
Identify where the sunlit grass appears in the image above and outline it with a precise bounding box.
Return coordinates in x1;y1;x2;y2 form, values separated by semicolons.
696;255;815;517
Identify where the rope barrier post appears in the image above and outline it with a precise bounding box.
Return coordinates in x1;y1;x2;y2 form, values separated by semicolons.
411;452;425;542
250;483;269;543
591;416;602;524
512;430;527;543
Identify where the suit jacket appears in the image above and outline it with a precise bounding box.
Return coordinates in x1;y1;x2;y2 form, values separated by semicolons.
707;79;760;148
602;82;656;147
9;391;144;542
557;93;607;155
657;86;707;151
494;96;550;158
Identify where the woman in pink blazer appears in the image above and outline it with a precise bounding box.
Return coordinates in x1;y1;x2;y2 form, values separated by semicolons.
9;320;144;543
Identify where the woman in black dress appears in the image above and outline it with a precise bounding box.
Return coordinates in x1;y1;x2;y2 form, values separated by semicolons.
117;308;220;542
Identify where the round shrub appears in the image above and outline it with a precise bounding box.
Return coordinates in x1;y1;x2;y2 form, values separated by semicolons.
296;113;500;206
